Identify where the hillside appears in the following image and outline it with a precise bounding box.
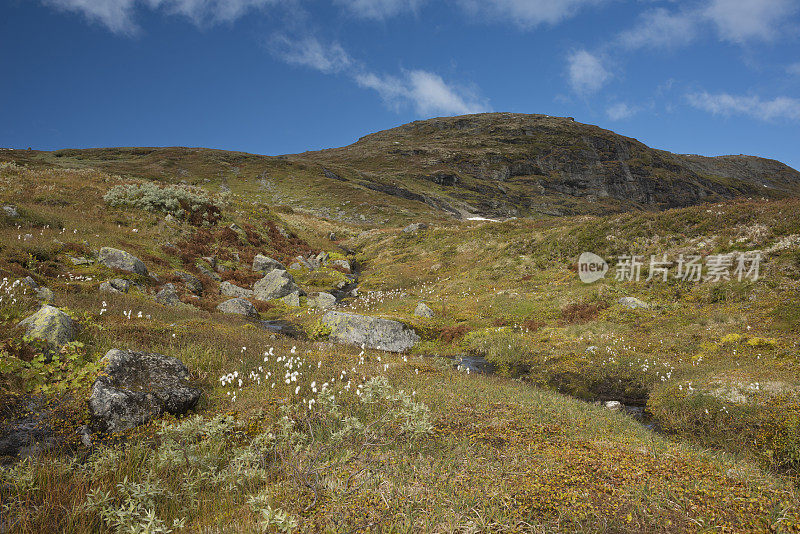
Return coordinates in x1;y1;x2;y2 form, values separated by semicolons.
3;113;799;222
2;119;800;532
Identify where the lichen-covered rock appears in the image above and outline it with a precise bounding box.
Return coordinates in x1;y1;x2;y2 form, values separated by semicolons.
88;349;201;433
618;297;649;309
155;283;181;306
254;269;301;301
216;297;258;317
252;254;285;273
308;292;336;310
279;291;301;307
2;205;19;218
174;271;203;295
34;287;54;302
98;247;148;275
220;280;254;298
196;263;221;282
18;305;74;348
414;302;434;318
321;311;419;352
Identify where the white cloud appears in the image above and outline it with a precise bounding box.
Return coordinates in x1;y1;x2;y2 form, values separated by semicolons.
357;70;488;115
703;0;798;43
687;91;800;121
566;49;610;94
42;0;280;33
617;8;698;50
457;0;607;28
333;0;424;20
270;35;353;73
606;102;637;120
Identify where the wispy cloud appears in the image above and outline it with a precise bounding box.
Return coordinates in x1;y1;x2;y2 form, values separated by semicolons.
617;8;698;51
333;0;424;20
703;0;798;43
270;34;352;73
272;35;489;116
606;102;637;121
356;70;488;115
687;91;800;121
457;0;608;28
41;0;282;34
566;49;610;95
788;63;800;76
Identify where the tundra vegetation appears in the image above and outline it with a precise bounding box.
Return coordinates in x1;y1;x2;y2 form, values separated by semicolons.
1;114;800;532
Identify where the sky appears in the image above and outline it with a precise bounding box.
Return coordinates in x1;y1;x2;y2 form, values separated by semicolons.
1;0;799;170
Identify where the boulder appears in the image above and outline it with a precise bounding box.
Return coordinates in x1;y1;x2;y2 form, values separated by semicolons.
155;283;181;306
18;305;74;349
216;297;258;318
2;205;19;218
252;254;285;273
220;280;254;298
604;400;623;411
331;259;351;272
254;269;301;301
98;247;148;276
288;262;303;270
403;222;428;234
321;311;419;353
279;291;301;307
69;256;94;266
618;297;649;309
100;278;132;294
309;292;336;310
174;271;203;295
88;349;201;433
414;302;434;318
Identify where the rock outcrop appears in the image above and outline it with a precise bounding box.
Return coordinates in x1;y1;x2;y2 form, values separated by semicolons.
220;280;254;298
252;254;285;273
321;311;419;352
88;349;201;433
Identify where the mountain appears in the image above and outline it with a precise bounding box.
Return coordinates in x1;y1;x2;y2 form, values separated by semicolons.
3;112;799;221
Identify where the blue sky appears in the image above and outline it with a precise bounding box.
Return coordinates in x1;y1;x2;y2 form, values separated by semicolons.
2;0;799;169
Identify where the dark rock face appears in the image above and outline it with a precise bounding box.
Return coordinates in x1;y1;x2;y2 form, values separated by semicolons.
174;271;203;295
155;283;181;306
88;349;201;433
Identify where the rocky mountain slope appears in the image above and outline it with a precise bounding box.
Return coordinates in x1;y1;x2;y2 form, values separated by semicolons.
3;113;798;221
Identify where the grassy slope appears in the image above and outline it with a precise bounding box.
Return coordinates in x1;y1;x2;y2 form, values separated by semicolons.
1;160;800;532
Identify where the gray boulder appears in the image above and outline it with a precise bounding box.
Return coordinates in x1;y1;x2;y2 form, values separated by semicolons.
98;247;148;276
34;287;54;302
2;205;19;218
279;291;301;307
252;254;285;273
288;262;303;270
403;222;428;234
174;271;203;295
216;297;258;318
321;311;419;353
155;283;181;306
331;259;351;272
18;305;75;349
414;302;434;318
220;280;254;298
618;297;649;309
100;278;132;293
308;292;336;310
254;269;301;301
88;349;201;433
69;256;94;266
